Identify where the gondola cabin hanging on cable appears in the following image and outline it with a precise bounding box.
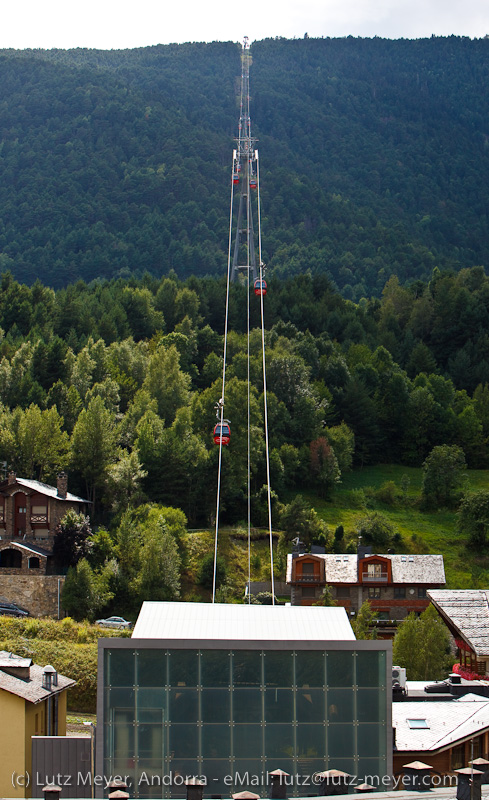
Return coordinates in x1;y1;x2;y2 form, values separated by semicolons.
213;420;231;446
254;278;267;297
249;176;257;190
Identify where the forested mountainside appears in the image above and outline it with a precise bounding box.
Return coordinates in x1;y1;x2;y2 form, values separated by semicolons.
0;36;488;294
1;266;489;528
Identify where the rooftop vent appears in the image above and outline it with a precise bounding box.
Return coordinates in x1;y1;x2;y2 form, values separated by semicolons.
42;664;58;690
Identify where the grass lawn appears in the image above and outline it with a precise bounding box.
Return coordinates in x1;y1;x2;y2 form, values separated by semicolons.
305;465;489;589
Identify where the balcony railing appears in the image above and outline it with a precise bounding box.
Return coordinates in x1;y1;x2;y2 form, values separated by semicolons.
31;514;48;524
294;574;323;583
362;571;389;582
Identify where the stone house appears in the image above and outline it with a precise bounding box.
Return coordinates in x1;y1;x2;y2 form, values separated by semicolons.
0;471;90;575
286;549;445;624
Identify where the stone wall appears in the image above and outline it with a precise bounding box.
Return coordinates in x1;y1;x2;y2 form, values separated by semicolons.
0;575;65;617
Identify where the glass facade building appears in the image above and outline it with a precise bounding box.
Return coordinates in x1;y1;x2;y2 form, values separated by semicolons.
98;619;391;798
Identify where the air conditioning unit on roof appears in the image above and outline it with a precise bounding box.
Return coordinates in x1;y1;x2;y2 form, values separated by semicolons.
392;666;406;688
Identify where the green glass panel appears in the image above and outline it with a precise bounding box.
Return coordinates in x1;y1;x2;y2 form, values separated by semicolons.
137;650;167;687
327;758;356;776
202;724;231;759
295;651;325;688
135;765;167;799
233;688;262;723
170;724;198;758
201;650;230;687
357;758;386;786
296;688;325;723
201;760;233;795
357;689;386;723
233;724;263;759
296;724;326;759
170;689;198;723
265;688;293;723
264;724;294;759
137;724;163;758
136;708;166;724
264;651;293;687
356;651;386;687
201;689;231;723
107;649;136;687
106;687;135;712
168;650;198;686
326;652;354;687
136;687;167;711
357;724;386;758
168;760;201;783
295;759;327;789
326;689;353;723
232;651;262;687
232;760;265;791
112;723;135;757
327;724;355;759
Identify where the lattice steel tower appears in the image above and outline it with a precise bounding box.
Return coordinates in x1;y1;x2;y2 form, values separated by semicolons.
230;36;260;283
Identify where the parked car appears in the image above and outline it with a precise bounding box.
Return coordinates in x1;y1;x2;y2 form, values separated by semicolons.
95;616;132;629
0;602;29;618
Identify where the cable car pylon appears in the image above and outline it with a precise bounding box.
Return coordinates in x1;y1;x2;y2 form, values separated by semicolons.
213;36;275;605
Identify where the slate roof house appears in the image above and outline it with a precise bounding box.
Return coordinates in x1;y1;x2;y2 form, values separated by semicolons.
286;550;445;623
393;694;489;777
0;471;90;576
0;650;75;798
428;590;489;678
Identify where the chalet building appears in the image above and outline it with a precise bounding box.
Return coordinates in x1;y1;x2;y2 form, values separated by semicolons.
428;590;489;678
0;471;90;576
393;695;489;778
286;549;445;622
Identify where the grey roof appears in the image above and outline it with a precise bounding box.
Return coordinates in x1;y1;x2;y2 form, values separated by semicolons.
0;541;51;557
393;698;489;753
3;477;89;504
286;553;445;585
0;650;76;703
428;590;489;657
132;601;356;642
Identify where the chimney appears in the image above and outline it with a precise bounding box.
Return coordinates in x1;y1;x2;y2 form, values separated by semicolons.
42;665;58;690
42;786;62;800
57;472;68;499
7;470;16;486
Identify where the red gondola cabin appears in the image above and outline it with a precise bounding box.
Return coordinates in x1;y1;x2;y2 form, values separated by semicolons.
254;279;267;296
233;173;240;185
249;177;257;190
213;421;231;446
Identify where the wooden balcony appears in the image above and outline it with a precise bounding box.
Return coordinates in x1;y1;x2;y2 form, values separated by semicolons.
31;514;48;524
293;574;323;584
361;571;389;582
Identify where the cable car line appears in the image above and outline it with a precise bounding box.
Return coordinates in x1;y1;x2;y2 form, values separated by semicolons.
213;36;275;605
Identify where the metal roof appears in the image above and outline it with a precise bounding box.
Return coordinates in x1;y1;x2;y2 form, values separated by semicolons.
286;553;445;585
393;698;489;753
1;477;89;504
132;601;356;642
0;541;51;557
0;650;76;704
428;590;489;657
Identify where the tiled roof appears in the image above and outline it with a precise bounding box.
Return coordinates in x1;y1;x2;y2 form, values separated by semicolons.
132;601;356;642
1;477;89;504
393;698;489;752
0;651;76;703
428;590;489;657
286;553;445;584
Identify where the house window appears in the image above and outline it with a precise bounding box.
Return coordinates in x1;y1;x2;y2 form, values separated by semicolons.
302;587;316;598
367;563;383;577
418;588;427;599
301;563;314;575
368;587;381;599
407;719;429;729
394;587;406;599
451;744;465;770
336;587;350;598
28;557;40;569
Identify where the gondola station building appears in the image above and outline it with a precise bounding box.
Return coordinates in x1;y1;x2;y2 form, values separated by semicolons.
97;602;391;798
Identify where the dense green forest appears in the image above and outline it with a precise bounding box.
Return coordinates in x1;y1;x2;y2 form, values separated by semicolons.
0;36;489;294
0;266;487;614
